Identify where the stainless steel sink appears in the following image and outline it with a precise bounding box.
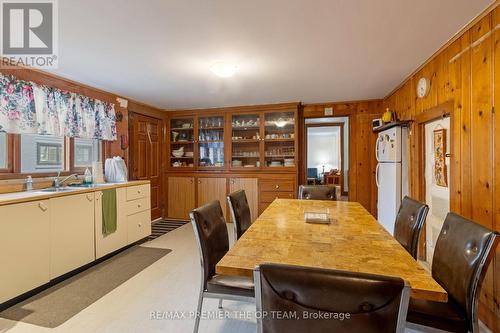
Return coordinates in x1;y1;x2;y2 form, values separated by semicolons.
39;187;76;193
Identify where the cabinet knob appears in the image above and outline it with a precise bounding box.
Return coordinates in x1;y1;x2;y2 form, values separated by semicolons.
275;185;280;189
138;204;142;208
138;223;142;227
86;194;93;202
138;190;141;194
198;180;201;184
38;202;48;212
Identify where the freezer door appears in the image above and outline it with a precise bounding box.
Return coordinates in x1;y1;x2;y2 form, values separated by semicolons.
376;127;402;162
377;162;402;235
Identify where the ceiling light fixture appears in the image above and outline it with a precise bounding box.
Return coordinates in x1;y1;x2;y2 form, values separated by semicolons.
275;118;287;128
210;62;238;78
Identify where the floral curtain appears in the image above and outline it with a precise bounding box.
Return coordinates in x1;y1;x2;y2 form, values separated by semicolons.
0;73;117;141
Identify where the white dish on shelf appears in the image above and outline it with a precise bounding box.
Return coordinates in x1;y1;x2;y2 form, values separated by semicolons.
243;164;255;168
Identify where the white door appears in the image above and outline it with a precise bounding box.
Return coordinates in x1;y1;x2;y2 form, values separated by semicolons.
424;117;450;264
377;162;401;235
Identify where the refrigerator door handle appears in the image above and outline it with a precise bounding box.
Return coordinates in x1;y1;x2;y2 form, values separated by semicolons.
375;163;381;188
375;136;382;162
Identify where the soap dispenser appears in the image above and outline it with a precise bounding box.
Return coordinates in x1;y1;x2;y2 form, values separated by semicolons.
84;168;93;185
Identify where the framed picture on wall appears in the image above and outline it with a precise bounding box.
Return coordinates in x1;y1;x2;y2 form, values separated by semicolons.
433;128;447;187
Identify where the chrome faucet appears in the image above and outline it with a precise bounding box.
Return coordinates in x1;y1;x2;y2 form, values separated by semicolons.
53;172;79;188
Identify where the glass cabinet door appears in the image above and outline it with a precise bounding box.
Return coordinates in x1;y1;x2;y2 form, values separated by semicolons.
198;115;225;168
264;112;296;168
169;117;195;169
231;113;261;169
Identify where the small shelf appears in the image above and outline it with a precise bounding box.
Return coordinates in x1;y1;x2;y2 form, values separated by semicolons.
198;140;224;143
171;127;194;131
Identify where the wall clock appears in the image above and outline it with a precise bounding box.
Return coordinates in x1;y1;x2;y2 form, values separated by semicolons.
416;77;430;98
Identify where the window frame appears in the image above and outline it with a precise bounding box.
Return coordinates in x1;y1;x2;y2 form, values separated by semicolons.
69;138;104;174
0;134;106;179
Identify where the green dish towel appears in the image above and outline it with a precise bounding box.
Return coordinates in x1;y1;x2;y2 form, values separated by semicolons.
102;189;117;236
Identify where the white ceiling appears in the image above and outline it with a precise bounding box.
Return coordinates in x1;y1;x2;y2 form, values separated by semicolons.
50;0;493;109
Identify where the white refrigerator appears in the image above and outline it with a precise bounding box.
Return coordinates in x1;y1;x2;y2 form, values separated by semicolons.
376;126;408;235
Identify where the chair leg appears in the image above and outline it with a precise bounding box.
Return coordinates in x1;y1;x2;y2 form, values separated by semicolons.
193;292;204;333
218;298;223;309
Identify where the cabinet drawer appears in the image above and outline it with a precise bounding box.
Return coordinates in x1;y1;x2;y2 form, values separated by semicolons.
126;185;150;201
126;197;151;216
127;210;152;244
260;191;295;203
260;180;295;192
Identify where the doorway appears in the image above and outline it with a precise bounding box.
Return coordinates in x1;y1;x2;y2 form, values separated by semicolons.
424;116;450;264
414;101;453;262
129;113;163;220
304;117;348;197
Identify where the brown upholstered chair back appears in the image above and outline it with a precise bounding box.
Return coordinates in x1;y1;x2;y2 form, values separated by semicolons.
190;200;229;289
394;196;429;259
227;190;252;240
298;185;336;201
254;263;410;333
432;213;499;331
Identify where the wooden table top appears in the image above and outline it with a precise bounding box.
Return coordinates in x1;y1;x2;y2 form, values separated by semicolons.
216;199;447;302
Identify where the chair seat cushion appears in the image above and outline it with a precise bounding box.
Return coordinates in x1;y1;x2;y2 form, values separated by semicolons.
206;274;254;297
407;298;468;333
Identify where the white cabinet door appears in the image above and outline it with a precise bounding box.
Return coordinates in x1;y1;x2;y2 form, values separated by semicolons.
0;200;50;303
50;193;95;278
95;188;128;259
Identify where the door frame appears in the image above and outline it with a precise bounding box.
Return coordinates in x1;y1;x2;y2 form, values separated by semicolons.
303;122;345;192
413;100;454;259
128;112;165;219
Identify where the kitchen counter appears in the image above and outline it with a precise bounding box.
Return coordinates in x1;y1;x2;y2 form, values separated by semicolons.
0;181;150;206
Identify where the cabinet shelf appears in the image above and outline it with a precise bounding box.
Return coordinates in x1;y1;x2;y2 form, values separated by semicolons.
232;139;260;143
171;141;194;145
171;127;194;131
264;138;295;142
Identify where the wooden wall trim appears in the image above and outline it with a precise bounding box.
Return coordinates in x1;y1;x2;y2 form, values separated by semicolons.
166;102;301;115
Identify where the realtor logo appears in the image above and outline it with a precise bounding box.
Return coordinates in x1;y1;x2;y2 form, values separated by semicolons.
1;0;58;68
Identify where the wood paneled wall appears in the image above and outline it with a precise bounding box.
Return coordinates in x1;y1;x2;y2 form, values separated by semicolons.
302;100;383;216
383;5;500;330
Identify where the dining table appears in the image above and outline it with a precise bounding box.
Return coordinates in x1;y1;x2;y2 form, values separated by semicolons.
216;199;447;302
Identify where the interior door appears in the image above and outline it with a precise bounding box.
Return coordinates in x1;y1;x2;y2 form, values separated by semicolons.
130;113;163;220
424;117;450;264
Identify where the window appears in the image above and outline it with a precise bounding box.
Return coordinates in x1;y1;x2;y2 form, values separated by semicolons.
73;138;102;168
0;132;7;170
20;134;64;173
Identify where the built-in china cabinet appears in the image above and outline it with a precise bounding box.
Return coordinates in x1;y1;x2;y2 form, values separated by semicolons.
165;103;300;220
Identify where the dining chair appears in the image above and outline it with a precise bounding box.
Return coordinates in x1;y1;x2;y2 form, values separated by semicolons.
227;190;252;240
394;196;429;259
298;185;336;200
406;212;499;333
254;263;410;333
190;200;255;333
